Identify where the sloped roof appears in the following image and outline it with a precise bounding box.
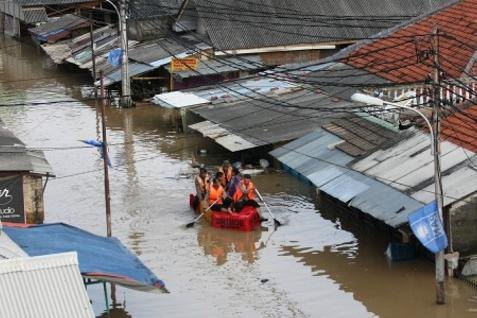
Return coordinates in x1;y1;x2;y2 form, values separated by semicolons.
3;223;166;292
193;0;452;51
344;0;477;83
0;252;94;318
29;14;88;36
0;121;52;175
188;88;355;152
129;0;183;19
17;0;95;5
270;127;425;228
440;103;477;153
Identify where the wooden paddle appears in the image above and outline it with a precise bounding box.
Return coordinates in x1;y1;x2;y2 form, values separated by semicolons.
186;198;220;228
255;188;282;229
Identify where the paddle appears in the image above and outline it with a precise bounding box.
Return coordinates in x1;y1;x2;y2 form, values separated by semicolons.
186;198;220;228
255;188;282;228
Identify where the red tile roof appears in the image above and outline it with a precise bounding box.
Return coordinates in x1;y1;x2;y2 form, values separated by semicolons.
441;104;477;153
345;0;477;84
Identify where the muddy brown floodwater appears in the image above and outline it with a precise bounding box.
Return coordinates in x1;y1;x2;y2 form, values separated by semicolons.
1;35;476;318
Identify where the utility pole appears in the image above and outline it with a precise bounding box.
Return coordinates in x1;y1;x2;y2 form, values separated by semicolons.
119;0;131;107
106;0;131;107
100;100;112;237
89;24;97;99
432;26;445;305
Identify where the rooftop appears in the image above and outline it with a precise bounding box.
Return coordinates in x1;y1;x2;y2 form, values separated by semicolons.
344;0;477;83
0;121;52;175
440;103;477;153
188;0;452;51
0;252;94;318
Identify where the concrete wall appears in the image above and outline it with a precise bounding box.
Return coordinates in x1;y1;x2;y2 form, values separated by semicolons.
449;193;477;257
23;174;44;224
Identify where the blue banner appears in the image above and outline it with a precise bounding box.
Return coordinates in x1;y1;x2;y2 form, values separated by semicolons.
108;48;123;67
81;139;112;167
408;201;448;254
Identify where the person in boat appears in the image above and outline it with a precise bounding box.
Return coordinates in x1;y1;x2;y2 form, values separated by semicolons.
232;174;268;222
208;178;232;212
218;160;233;188
226;167;241;198
232;174;260;211
194;167;210;212
216;171;227;188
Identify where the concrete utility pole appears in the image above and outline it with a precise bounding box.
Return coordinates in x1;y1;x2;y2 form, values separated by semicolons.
432;26;446;305
119;0;131;107
106;0;131;107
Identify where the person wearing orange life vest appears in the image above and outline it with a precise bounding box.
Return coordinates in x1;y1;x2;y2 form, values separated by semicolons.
207;178;232;212
232;174;261;212
218;160;233;188
194;167;210;212
216;171;227;188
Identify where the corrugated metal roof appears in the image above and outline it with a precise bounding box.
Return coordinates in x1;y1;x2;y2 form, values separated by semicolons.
0;252;94;318
188;88;354;152
101;62;155;86
128;36;208;65
29;14;88;36
129;0;183;18
174;55;264;78
189;120;258;151
193;0;451;51
22;7;47;23
353;133;477;207
152;91;210;108
270;127;426;228
18;0;95;5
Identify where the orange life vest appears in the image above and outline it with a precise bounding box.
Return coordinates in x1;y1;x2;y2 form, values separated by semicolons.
218;166;233;184
233;180;255;203
209;184;224;205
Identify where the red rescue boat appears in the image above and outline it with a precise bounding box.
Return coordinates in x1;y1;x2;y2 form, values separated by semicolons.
189;194;260;232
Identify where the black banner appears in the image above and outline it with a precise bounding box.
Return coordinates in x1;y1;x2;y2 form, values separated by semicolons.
0;175;24;223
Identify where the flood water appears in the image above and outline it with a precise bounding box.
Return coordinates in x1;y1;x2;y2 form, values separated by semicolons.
1;35;477;317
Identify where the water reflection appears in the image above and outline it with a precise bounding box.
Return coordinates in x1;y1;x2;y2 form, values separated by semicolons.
197;225;263;265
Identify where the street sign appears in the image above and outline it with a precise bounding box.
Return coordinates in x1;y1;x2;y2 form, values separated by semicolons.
170;57;199;72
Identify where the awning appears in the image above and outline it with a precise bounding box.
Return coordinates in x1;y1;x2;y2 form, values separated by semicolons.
152;91;210;109
2;223;166;292
189;120;258;152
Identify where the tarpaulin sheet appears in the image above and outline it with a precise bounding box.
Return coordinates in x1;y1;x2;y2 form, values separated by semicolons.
2;223;165;292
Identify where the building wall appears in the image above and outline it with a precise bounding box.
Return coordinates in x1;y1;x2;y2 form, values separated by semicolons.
449;193;477;257
259;48;339;66
23;174;44;224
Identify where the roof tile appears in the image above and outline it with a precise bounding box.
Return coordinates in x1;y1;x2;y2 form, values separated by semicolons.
345;0;477;83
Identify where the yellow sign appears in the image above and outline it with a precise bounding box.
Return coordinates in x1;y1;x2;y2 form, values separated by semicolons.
170;57;199;72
